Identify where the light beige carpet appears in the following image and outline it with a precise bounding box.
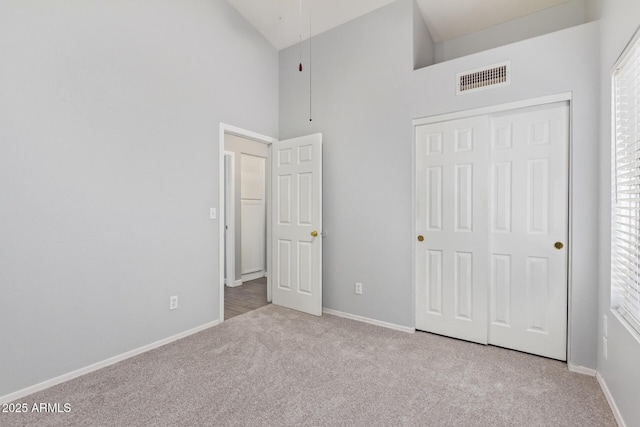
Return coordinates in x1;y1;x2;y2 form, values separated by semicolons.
2;305;615;426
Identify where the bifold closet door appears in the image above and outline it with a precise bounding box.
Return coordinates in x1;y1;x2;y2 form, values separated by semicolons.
488;102;569;361
415;115;490;345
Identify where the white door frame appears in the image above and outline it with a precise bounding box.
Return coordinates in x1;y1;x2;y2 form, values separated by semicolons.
412;92;574;362
223;150;236;288
219;123;277;322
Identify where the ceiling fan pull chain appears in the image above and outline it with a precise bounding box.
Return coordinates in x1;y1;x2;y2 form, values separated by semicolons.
298;0;303;72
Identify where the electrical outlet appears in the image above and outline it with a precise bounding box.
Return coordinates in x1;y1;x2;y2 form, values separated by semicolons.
603;336;608;360
355;282;363;295
170;295;178;310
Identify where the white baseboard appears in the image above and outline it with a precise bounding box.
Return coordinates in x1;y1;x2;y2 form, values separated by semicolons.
0;319;220;405
241;271;265;282
227;279;243;288
596;372;626;427
567;363;597;376
322;308;415;334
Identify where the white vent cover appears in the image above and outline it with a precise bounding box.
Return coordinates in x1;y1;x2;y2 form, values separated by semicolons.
456;61;511;95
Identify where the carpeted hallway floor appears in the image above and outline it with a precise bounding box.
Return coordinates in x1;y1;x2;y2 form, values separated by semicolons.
1;305;615;426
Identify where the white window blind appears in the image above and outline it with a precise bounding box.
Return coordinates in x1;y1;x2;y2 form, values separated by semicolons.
612;29;640;335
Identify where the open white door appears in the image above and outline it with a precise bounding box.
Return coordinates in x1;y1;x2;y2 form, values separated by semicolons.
271;133;322;316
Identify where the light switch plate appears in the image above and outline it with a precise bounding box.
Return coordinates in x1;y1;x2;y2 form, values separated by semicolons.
210;208;217;220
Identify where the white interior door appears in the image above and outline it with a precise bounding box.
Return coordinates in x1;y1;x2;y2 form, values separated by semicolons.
415;115;490;344
271;133;322;316
415;101;569;360
488;102;569;360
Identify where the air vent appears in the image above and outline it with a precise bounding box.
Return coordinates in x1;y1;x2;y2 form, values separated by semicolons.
456;61;511;95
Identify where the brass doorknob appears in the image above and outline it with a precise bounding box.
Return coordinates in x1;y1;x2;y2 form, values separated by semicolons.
554;242;564;250
311;230;318;237
417;235;424;242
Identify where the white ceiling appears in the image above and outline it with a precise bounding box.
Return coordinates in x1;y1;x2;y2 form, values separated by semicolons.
226;0;572;50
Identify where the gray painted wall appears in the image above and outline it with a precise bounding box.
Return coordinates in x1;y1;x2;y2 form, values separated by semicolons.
280;0;417;328
412;0;434;69
596;0;640;425
0;0;278;397
432;0;588;63
280;0;600;369
224;134;269;281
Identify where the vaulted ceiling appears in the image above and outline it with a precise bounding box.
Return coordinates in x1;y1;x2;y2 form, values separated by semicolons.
227;0;572;50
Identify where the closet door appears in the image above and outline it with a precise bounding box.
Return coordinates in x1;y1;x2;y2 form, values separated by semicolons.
415;101;569;361
488;102;569;360
415;115;490;344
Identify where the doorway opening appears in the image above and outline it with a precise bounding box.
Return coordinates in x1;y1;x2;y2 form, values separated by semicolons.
219;124;277;322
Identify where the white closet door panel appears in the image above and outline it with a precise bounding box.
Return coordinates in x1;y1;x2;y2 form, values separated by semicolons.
488;102;569;361
416;116;490;344
241;199;265;275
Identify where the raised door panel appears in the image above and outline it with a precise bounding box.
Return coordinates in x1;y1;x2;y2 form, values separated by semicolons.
492;162;512;233
277;239;292;290
454;251;473;320
277;175;292;225
527;159;550;234
490;254;511;326
426;249;443;314
455;164;473;232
